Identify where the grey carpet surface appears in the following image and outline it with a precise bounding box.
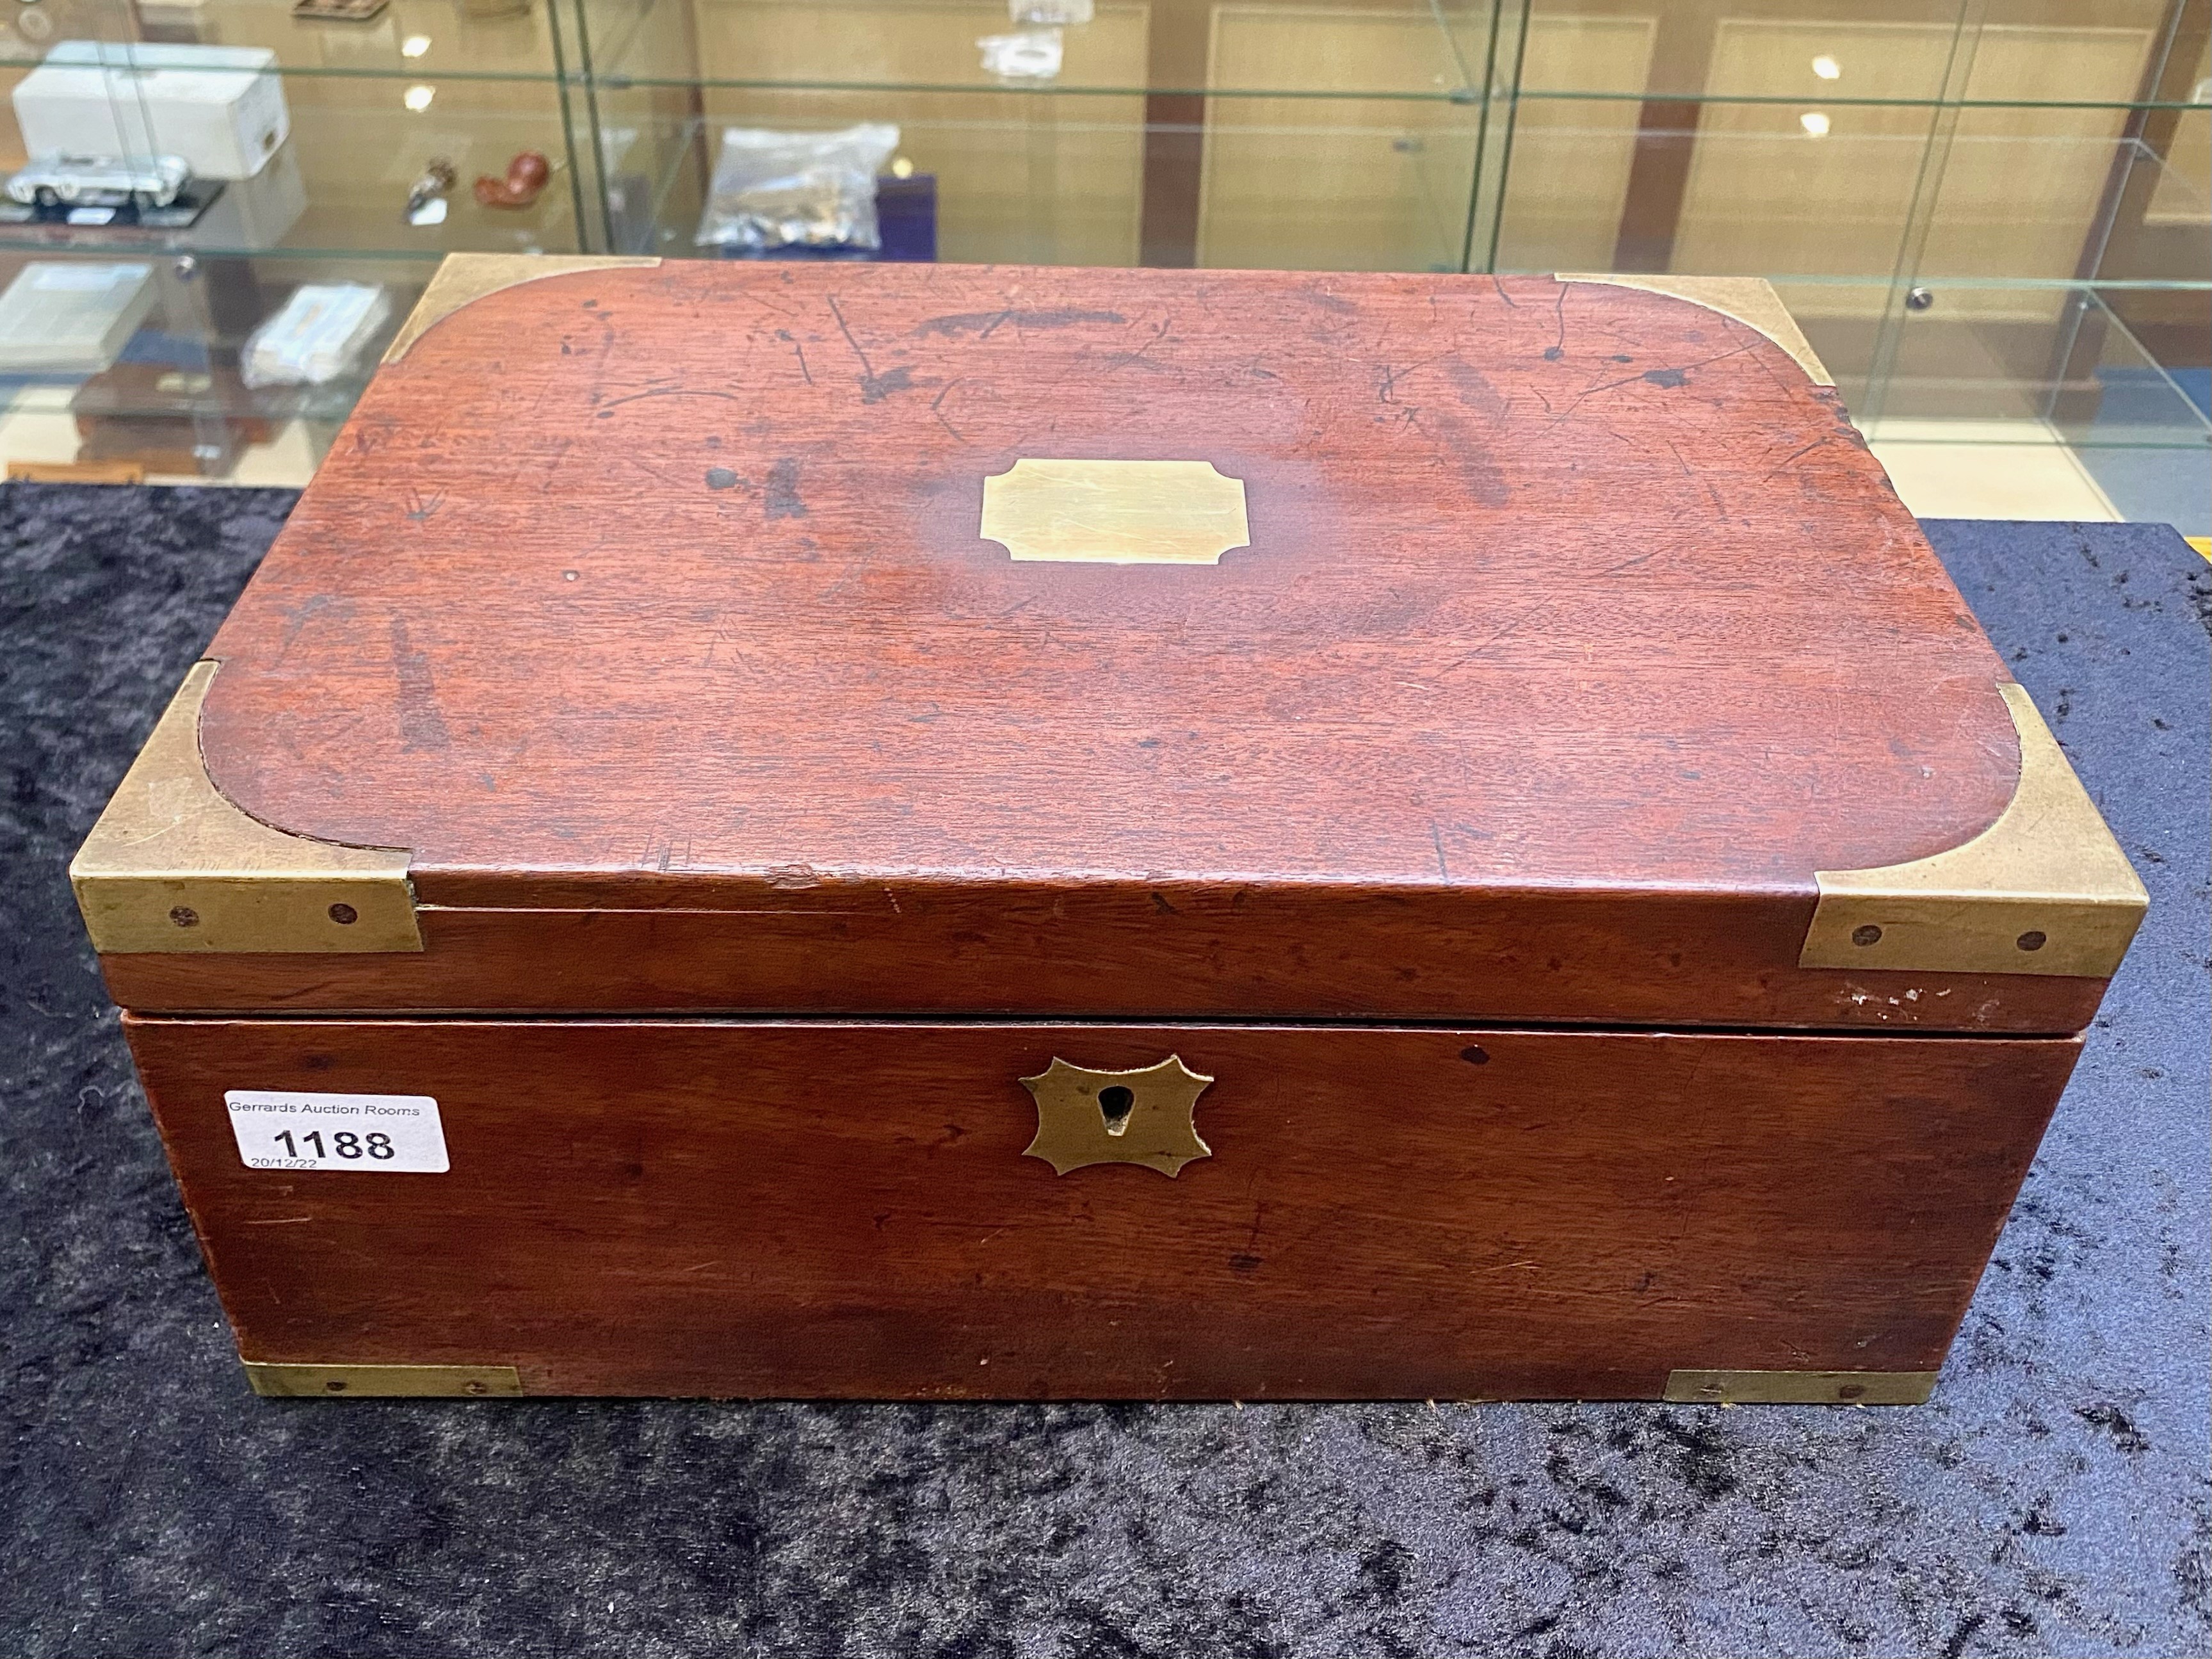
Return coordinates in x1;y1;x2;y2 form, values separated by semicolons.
1;483;2206;1659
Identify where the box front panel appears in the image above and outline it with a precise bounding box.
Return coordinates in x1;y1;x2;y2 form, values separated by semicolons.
126;1017;2078;1401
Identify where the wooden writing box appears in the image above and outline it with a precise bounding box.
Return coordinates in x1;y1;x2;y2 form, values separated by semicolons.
73;255;2147;1404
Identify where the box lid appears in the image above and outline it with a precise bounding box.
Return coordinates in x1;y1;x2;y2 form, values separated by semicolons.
18;42;274;115
76;256;2144;1032
35;39;279;78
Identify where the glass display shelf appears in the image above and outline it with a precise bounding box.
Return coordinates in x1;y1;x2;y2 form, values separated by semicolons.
0;248;425;482
0;3;597;256
576;0;1496;100
0;0;586;482
1515;0;2189;104
1770;277;2210;535
0;0;2193;517
1490;117;2211;288
1766;277;2212;440
591;84;1490;268
0;84;593;258
0;0;569;80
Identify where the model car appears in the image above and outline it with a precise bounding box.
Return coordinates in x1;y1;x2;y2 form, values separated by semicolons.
7;153;192;210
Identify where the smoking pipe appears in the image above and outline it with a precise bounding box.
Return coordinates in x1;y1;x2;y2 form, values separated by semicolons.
474;150;551;209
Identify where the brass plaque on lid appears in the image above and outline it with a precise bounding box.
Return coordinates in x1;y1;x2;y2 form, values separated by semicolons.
980;459;1251;565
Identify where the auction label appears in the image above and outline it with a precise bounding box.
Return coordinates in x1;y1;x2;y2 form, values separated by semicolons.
225;1090;449;1172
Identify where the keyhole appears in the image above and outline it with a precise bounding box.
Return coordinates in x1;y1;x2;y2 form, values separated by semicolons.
1097;1085;1136;1135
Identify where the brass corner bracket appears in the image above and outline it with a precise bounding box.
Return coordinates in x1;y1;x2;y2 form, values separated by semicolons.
245;1362;523;1398
1554;273;1835;387
383;252;663;363
1020;1055;1215;1176
980;458;1252;565
1801;682;2146;979
70;660;423;955
1665;1368;1937;1405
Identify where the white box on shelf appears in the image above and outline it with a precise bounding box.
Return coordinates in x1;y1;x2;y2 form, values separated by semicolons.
12;42;291;181
0;262;157;373
194;140;307;249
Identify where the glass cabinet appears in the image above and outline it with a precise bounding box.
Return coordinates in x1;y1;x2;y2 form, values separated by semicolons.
0;0;2200;521
1489;0;2208;525
0;0;594;479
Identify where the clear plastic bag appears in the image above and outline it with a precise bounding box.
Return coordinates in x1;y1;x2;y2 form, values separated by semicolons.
240;282;391;388
694;123;900;252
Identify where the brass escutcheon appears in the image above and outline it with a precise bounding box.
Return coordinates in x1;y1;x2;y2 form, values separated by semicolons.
1019;1055;1215;1177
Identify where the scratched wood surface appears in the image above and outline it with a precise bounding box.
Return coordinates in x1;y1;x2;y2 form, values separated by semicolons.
129;1016;2079;1399
168;263;2038;1024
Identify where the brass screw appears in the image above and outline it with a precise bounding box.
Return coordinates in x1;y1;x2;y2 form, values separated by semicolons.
2016;930;2047;952
325;1379;348;1393
169;905;199;928
328;902;359;925
464;1380;488;1396
1851;924;1882;947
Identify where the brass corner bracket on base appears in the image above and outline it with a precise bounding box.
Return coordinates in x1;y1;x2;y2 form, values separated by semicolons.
383;252;663;363
245;1362;524;1398
1554;273;1835;387
1801;681;2147;978
1665;1369;1938;1406
69;660;423;954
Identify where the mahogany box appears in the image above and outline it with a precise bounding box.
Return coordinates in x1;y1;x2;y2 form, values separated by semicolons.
71;255;2146;1404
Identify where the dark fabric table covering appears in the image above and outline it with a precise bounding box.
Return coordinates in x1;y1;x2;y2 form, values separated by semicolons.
2;484;2206;1659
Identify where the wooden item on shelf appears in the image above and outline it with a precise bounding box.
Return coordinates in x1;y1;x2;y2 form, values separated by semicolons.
70;359;274;478
289;0;391;19
7;458;147;483
72;255;2147;1405
72;423;259;478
